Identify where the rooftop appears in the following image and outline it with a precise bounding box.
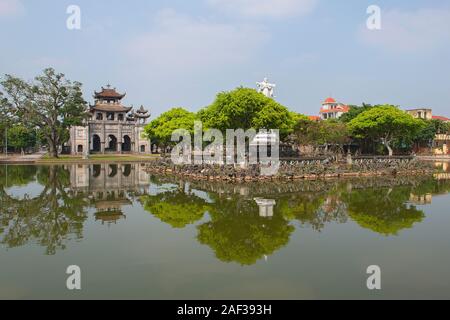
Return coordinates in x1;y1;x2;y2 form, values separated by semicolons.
94;85;126;100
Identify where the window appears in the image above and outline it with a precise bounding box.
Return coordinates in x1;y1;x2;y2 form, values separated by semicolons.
107;113;115;121
96;113;103;121
140;145;146;153
118;114;124;121
77;145;83;153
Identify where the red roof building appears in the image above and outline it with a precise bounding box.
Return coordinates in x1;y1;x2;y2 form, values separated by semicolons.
432;115;450;122
319;97;350;120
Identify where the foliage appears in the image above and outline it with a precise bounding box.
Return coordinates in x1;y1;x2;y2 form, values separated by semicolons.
290;118;350;153
144;107;196;151
6;125;36;152
339;104;374;123
348;105;424;156
198;87;295;139
0;68;87;158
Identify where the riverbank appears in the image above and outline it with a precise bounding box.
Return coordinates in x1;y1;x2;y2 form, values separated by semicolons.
0;154;160;164
144;158;436;183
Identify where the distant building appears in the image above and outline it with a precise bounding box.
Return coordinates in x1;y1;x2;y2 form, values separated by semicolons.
406;108;433;120
319;97;350;120
406;108;450;122
69;86;151;155
432;115;450;122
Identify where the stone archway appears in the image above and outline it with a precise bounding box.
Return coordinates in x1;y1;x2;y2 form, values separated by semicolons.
122;135;132;152
92;135;101;152
106;135;117;152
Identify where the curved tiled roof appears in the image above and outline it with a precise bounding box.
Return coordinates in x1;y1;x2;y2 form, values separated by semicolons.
94;87;126;100
90;104;132;113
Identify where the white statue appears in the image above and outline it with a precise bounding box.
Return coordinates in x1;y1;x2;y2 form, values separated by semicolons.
256;77;276;98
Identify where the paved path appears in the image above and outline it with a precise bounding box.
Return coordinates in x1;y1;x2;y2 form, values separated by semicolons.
0;152;46;163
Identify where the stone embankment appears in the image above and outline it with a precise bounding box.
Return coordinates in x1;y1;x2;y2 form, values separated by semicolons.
145;157;434;182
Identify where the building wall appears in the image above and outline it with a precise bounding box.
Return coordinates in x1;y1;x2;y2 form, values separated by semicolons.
70;122;151;155
407;109;433;120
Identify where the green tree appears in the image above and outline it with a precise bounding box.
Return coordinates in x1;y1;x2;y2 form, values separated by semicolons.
348;105;424;156
290;118;350;154
319;120;350;153
0;68;87;158
144;107;196;154
339;104;374;123
7;125;36;153
198;87;295;139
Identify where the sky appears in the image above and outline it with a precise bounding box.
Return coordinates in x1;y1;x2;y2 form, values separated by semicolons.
1;0;450;117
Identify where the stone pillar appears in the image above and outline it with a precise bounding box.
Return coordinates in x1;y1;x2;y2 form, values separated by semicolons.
102;123;106;154
118;123;123;154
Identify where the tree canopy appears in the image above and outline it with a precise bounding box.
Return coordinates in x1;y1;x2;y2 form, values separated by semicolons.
0;68;87;157
348;105;424;156
144;107;196;152
198;87;296;138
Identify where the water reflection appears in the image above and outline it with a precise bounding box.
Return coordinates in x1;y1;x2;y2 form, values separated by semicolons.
1;164;450;264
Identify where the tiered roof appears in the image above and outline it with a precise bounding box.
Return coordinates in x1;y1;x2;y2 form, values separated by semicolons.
135;105;151;119
94;85;126;100
90;85;132;113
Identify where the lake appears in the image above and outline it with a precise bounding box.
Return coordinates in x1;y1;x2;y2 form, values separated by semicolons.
1;163;450;299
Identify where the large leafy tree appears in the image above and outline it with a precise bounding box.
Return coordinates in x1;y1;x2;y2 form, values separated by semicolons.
0;68;87;158
144;107;196;153
290;118;350;154
198;87;295;139
348;105;424;156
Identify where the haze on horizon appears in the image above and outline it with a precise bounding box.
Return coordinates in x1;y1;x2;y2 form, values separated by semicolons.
1;0;449;118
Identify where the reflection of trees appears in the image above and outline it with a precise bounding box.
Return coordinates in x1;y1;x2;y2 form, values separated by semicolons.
0;165;37;187
197;195;294;266
278;193;347;232
141;190;209;229
0;166;89;255
342;187;425;236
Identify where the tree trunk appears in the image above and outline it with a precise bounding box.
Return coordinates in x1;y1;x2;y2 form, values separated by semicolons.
49;139;59;158
386;143;393;157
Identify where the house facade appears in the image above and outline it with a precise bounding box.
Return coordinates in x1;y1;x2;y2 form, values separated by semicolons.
319;97;350;120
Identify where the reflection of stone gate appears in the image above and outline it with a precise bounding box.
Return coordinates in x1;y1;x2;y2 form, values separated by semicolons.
68;163;151;225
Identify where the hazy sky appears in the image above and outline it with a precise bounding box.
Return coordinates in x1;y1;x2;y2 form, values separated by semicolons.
1;0;449;117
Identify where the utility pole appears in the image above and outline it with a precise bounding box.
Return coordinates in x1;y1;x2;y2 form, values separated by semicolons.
4;127;7;158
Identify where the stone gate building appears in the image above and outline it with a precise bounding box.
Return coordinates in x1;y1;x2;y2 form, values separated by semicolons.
70;86;151;155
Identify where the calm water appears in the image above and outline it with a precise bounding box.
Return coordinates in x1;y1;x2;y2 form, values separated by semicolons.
1;163;450;300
